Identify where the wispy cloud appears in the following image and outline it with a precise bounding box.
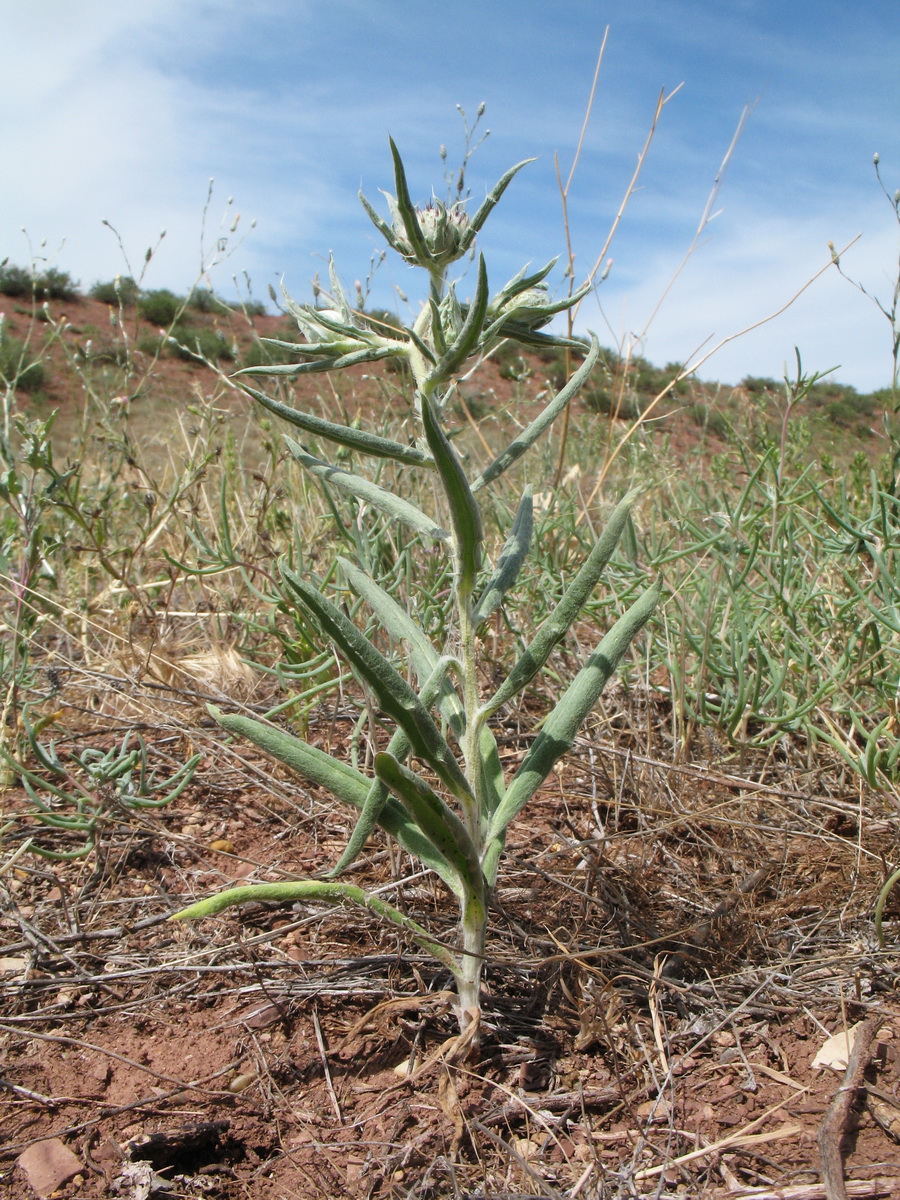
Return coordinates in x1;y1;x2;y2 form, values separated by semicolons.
1;0;898;389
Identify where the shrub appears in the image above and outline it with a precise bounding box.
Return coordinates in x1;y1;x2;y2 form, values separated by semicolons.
90;276;139;307
33;268;79;301
138;289;184;327
686;403;730;438
168;324;235;362
0;335;46;392
0;263;79;302
741;375;780;395
0;263;33;298
188;286;226;314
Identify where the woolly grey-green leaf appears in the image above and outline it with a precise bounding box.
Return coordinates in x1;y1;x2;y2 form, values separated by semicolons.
419;391;483;599
237;380;432;467
473;487;534;626
483;577;662;885
207;705;459;890
483;487;642;716
171;880;459;971
281;569;474;807
471;335;601;492
285;440;448;542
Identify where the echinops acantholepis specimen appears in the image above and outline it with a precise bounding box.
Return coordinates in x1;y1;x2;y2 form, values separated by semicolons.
172;136;660;1046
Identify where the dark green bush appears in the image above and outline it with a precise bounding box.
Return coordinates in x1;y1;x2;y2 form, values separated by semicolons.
686;403;730;438
138;289;184;327
0;263;79;301
0;263;33;298
90;276;139;306
581;385;640;419
33;268;79;301
740;375;780;395
188;287;227;314
0;335;46;392
168;324;235;362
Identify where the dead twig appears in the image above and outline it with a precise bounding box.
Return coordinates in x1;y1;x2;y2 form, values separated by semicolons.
817;1016;883;1200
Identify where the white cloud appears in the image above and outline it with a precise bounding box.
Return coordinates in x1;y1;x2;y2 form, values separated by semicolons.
583;202;899;390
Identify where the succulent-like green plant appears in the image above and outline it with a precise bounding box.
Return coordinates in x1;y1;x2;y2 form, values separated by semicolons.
172;139;660;1041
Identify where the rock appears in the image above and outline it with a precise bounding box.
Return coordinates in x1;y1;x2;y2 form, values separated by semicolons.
16;1138;83;1198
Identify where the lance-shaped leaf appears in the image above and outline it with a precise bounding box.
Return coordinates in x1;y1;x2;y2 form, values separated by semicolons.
482;577;661;885
374;751;486;918
237;380;432;467
359;187;404;256
285;439;449;543
431;255;490;379
482;488;641;716
389;137;434;266
328;656;457;882
473;487;534;626
238;344;398;378
489;324;588;351
338;558;464;732
339;557;506;814
207;705;460;890
483;280;592;342
462;158;537;250
171;880;460;972
405;322;437;366
428;297;448;357
281;567;475;807
471;335;600;492
491;258;558;306
420;392;483;599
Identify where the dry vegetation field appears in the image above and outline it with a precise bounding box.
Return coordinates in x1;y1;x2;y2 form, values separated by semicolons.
2;257;900;1200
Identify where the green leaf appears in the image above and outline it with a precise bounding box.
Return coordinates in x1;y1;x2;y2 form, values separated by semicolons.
338;557;504;814
237;380;432;467
359;188;404;255
482;577;662;884
374;751;485;917
462;158;537;248
338;557;464;735
432;255;490;379
207;705;459;889
472;335;601;492
285;440;449;542
419;392;483;599
473;487;533;626
390;137;433;266
171;880;460;971
328;655;458;883
239;345;398;377
429;297;447;357
281;569;475;807
483;488;641;716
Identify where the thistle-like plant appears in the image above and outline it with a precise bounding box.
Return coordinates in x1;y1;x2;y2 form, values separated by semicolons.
172;139;660;1039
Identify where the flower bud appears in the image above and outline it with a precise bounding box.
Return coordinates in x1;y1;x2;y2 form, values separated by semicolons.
390;198;472;269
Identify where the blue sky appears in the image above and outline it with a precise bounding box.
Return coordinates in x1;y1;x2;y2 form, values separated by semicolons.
2;0;899;389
